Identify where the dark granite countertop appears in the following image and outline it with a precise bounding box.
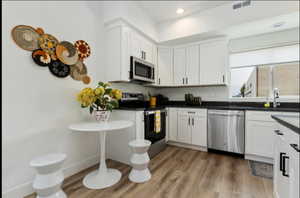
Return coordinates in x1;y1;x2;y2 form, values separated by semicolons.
271;114;300;135
115;101;300;112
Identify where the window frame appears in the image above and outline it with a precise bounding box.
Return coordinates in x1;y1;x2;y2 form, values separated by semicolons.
229;60;300;102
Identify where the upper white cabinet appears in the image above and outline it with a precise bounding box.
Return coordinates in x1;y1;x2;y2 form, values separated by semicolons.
104;20;156;82
173;45;200;86
130;32;155;64
157;47;173;86
199;40;228;85
186;45;200;85
173;47;186;85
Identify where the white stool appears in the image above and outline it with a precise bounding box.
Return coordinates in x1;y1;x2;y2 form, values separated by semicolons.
128;139;151;183
30;153;67;198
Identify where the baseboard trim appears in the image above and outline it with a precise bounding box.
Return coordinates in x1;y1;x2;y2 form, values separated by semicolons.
245;154;273;164
2;154;100;198
167;141;208;152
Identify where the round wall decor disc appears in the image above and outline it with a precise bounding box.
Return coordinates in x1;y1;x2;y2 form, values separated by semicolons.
38;34;59;55
11;25;40;51
48;60;70;78
32;49;52;67
70;61;87;81
56;41;79;65
74;40;91;60
82;75;91;84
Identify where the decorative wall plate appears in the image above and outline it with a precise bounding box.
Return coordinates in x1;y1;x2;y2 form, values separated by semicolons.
74;40;91;60
11;25;40;51
32;49;52;67
70;61;87;81
38;34;59;55
56;41;79;65
48;60;70;78
82;75;91;84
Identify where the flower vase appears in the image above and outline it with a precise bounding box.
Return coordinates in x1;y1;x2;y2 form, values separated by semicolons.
93;110;111;122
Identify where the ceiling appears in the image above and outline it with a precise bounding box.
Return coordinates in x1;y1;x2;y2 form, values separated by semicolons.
137;1;230;24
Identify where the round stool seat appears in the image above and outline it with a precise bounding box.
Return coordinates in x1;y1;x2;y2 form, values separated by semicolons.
30;153;66;168
129;139;151;153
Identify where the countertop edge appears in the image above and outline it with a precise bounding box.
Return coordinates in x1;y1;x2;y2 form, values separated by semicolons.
271;115;300;135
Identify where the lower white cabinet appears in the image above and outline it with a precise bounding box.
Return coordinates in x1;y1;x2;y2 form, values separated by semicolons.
167;108;207;148
273;122;300;198
246;120;276;159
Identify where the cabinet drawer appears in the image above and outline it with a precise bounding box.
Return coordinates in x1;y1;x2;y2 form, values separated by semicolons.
177;108;207;117
246;111;298;122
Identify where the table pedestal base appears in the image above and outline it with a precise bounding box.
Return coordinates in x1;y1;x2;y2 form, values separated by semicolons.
83;169;121;189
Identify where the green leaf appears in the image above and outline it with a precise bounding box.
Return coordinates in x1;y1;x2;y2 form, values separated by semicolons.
105;88;112;95
98;82;105;87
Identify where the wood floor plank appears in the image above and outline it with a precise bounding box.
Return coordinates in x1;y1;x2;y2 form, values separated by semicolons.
24;146;273;198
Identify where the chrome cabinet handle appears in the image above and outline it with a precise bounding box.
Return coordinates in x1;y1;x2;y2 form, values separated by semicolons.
274;130;283;135
290;144;300;152
192;118;194;126
222;75;225;83
186;77;188;84
280;152;286;172
188;117;190;126
182;78;184;84
188;112;195;114
282;155;289;177
159;78;160;85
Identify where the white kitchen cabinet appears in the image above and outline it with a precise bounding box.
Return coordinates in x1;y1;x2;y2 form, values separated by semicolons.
199;40;228;85
173;45;200;86
273;121;300;198
245;120;276;159
104;20;156;82
157;47;173;86
168;108;178;141
186;45;200;85
174;109;207;147
191;113;207;147
173;47;186;85
177;111;191;144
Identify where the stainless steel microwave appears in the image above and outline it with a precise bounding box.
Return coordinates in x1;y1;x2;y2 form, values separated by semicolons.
130;56;155;83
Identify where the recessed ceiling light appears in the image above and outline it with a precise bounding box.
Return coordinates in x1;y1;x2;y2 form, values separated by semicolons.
176;8;185;14
273;22;286;28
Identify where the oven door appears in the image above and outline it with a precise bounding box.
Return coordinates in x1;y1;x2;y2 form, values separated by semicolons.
144;110;166;144
130;56;155;83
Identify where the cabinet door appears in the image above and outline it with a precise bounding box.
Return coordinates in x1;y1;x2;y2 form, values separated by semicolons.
173;47;186;85
186;45;200;85
199;40;227;85
177;112;191;144
130;32;142;59
191;115;207;147
245;121;276;158
141;39;153;63
289;144;299;198
168;108;178;141
157;47;173;85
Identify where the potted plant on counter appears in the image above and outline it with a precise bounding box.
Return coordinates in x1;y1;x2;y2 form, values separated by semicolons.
76;82;122;122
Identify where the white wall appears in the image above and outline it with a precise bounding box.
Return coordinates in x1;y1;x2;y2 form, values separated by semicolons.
156;86;229;101
229;28;300;53
2;1;106;197
157;1;299;43
100;1;158;42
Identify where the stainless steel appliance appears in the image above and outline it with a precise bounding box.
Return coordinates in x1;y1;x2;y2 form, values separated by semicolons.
119;92;167;158
208;110;245;154
144;109;167;158
130;56;155;83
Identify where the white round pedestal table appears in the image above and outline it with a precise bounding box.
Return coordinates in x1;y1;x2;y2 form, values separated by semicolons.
69;120;133;189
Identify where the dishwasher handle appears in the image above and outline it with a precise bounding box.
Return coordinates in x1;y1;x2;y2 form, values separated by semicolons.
208;110;244;117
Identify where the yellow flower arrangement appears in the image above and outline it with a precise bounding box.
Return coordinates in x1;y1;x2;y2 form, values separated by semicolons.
76;82;122;113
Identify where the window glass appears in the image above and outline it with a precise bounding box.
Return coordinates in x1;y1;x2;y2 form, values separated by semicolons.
273;62;300;96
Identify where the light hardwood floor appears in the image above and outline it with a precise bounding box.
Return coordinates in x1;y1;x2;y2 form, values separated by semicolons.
26;146;273;198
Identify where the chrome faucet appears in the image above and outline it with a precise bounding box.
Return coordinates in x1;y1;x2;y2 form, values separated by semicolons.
273;88;280;108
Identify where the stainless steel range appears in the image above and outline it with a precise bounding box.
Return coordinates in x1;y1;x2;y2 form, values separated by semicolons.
120;92;167;158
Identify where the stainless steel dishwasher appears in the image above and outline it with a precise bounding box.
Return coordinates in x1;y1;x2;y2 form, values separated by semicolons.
208;110;245;154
